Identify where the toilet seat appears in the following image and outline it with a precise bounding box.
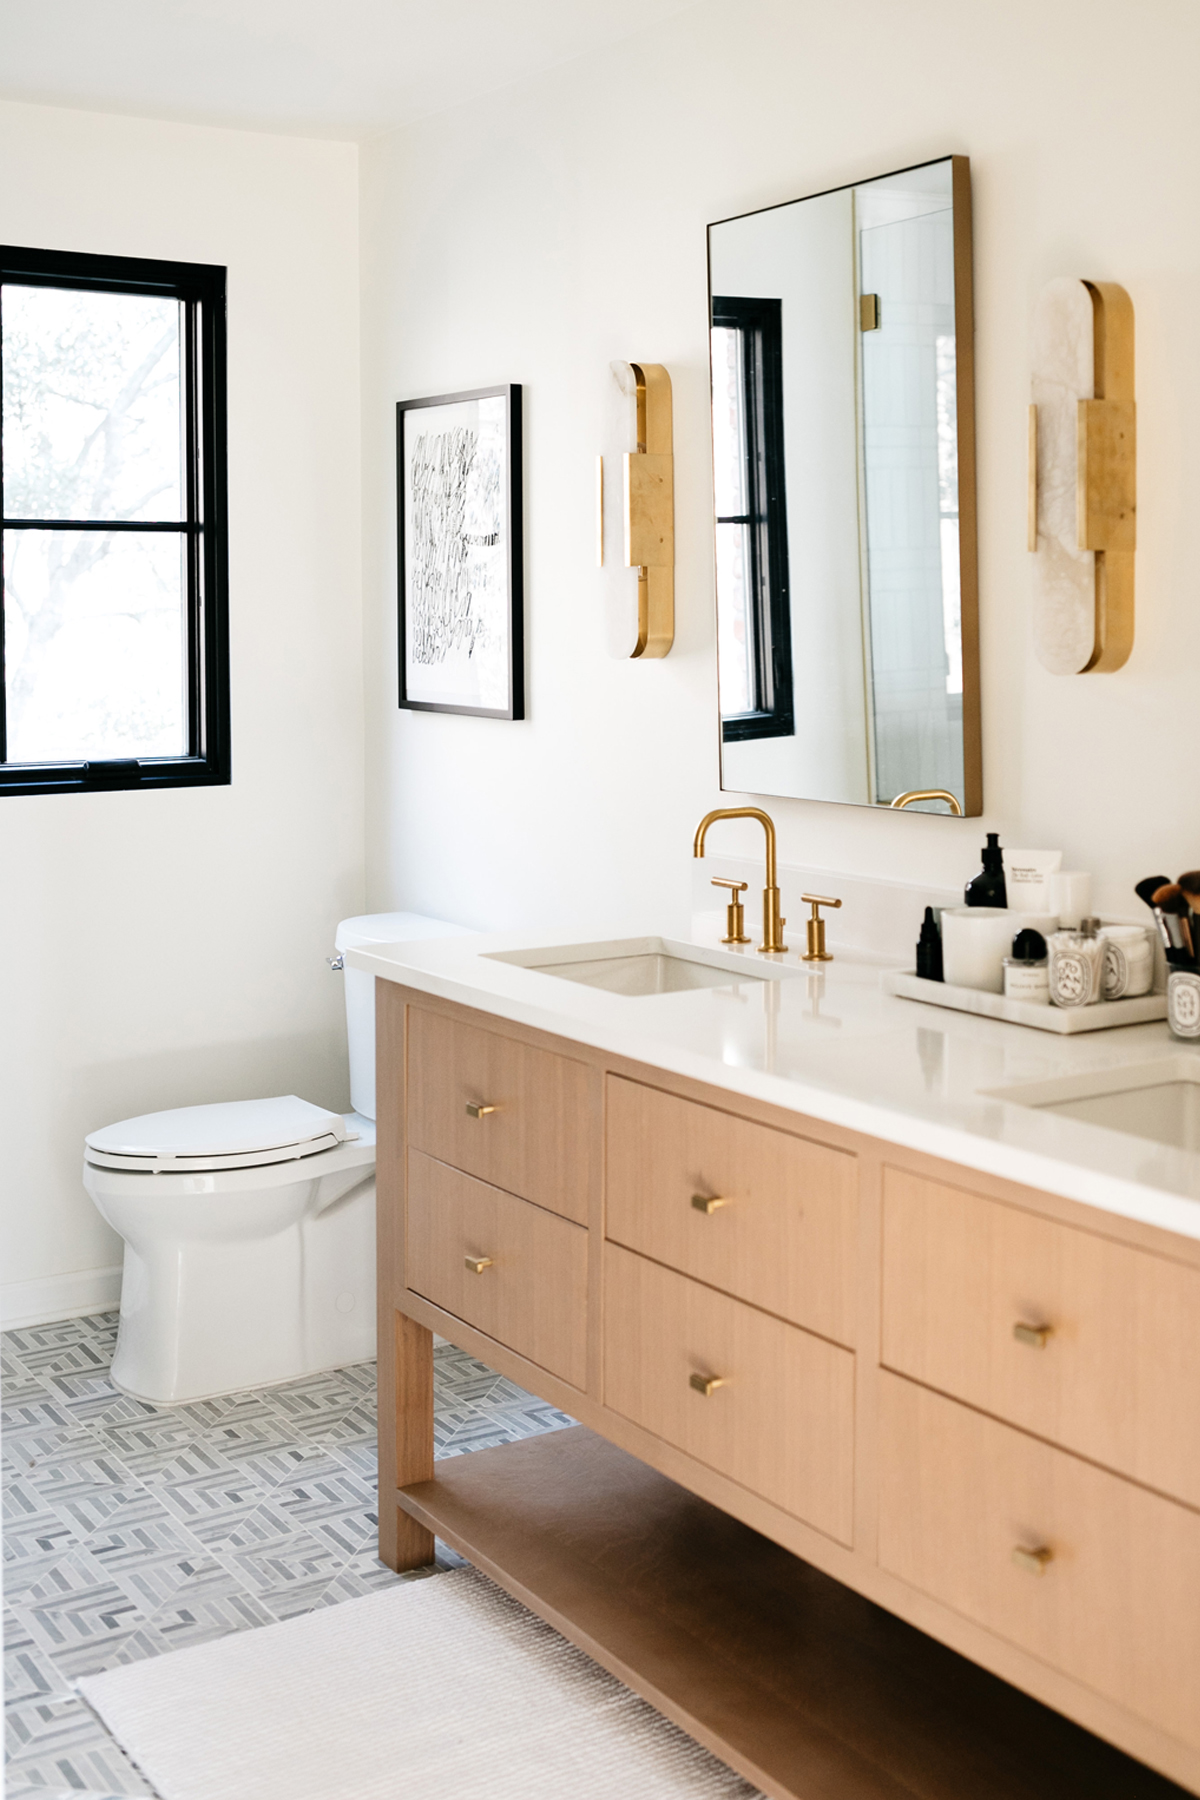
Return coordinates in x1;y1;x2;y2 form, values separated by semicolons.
85;1095;351;1175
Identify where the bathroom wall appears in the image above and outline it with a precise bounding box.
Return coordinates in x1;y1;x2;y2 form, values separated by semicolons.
0;102;364;1325
360;0;1200;939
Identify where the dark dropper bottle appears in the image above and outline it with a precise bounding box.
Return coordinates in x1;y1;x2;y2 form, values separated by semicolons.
916;907;943;981
964;833;1007;908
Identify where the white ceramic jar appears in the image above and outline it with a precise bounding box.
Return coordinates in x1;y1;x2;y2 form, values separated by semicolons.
941;908;1060;995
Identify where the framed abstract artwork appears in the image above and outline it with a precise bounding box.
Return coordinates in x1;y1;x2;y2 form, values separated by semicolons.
396;383;524;719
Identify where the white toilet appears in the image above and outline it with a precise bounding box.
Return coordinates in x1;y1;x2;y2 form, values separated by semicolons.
84;911;466;1405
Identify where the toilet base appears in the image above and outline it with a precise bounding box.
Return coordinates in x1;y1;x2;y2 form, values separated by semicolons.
87;1143;378;1406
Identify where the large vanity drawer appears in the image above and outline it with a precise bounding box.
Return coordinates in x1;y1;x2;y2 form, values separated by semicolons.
407;1150;587;1388
605;1077;857;1347
881;1167;1200;1506
878;1372;1200;1749
407;1006;592;1224
603;1242;854;1544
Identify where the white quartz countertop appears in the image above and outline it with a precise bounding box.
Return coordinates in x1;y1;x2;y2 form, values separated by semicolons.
349;927;1200;1245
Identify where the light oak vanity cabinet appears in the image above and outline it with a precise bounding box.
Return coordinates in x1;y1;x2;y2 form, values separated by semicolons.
377;985;1200;1800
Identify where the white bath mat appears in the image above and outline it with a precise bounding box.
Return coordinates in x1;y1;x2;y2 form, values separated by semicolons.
79;1565;760;1800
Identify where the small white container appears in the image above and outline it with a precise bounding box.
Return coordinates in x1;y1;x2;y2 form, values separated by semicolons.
1099;925;1154;1000
941;908;1060;994
1047;870;1092;929
1003;957;1050;1003
1048;927;1104;1006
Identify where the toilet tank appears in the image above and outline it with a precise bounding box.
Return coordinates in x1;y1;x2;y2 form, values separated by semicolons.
334;913;471;1119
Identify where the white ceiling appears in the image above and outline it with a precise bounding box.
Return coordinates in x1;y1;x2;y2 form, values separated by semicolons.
0;0;696;140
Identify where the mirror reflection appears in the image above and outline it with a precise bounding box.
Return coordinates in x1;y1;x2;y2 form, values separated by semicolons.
708;156;980;815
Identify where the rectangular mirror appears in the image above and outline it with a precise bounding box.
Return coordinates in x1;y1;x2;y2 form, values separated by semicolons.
708;155;980;816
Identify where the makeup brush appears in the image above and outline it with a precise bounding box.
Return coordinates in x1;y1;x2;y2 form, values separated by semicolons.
1135;875;1172;911
1178;871;1200;913
1135;875;1176;955
1153;883;1195;959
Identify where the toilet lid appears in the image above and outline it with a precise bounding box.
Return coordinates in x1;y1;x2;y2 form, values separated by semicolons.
85;1096;348;1174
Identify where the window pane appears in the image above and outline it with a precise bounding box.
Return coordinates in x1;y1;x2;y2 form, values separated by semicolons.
711;326;749;519
2;285;183;522
4;529;187;761
715;520;755;717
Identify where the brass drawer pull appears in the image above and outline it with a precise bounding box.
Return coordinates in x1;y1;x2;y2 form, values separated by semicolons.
464;1255;494;1275
1013;1321;1053;1349
465;1101;497;1119
689;1372;728;1397
691;1193;732;1215
1012;1544;1053;1575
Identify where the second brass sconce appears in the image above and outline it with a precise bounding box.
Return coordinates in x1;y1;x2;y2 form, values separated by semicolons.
1029;279;1136;674
598;362;674;658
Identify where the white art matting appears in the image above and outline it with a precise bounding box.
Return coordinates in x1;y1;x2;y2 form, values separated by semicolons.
403;394;510;712
79;1565;760;1800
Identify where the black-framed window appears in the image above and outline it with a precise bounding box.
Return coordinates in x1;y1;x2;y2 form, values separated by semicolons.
710;295;793;742
0;245;229;796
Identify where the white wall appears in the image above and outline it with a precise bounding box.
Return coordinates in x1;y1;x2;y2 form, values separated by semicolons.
0;102;364;1326
361;0;1200;941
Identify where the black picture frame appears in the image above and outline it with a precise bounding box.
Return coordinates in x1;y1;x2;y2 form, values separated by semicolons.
396;383;524;720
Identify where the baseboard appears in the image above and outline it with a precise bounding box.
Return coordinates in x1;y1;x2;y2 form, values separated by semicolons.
0;1265;123;1331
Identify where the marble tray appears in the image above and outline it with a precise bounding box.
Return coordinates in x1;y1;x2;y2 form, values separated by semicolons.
886;970;1168;1034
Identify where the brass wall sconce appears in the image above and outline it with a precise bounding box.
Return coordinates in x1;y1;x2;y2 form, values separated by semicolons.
597;362;674;658
1029;279;1135;674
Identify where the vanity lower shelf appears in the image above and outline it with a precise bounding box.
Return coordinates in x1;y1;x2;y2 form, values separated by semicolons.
887;969;1168;1032
395;1425;1177;1800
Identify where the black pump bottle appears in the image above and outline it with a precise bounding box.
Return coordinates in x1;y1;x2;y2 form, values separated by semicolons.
964;833;1007;908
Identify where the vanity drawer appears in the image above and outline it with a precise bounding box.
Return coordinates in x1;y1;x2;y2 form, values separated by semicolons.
407;1149;587;1388
603;1242;854;1544
881;1167;1200;1506
605;1077;857;1347
878;1372;1200;1749
406;1006;592;1224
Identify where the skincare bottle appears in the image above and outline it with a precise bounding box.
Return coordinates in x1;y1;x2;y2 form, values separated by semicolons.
915;907;943;982
1048;918;1104;1007
964;834;1007;908
1005;850;1062;914
1002;928;1049;1003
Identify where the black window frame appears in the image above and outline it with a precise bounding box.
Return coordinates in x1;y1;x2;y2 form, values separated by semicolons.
0;243;230;797
711;294;794;743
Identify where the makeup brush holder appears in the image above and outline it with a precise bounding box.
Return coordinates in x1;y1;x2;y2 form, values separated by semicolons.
1167;970;1200;1039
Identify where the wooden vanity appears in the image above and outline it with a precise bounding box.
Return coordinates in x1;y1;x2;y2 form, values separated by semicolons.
376;983;1199;1799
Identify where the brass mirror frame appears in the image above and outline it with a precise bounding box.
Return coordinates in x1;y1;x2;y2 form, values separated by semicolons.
708;154;982;818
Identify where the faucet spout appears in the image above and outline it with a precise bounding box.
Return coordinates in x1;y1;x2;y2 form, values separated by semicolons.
693;807;785;953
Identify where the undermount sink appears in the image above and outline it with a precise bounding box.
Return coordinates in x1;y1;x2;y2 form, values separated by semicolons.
986;1057;1200;1154
487;936;789;997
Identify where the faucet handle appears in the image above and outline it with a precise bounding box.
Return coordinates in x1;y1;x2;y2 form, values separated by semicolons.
710;878;750;945
800;893;842;964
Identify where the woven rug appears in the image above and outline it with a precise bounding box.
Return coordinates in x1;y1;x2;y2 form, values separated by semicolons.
79;1565;760;1800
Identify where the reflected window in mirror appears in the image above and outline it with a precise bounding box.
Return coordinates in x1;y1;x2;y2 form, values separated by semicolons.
707;156;980;815
711;296;793;741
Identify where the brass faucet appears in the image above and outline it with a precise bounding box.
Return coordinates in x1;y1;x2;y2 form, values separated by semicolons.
890;788;963;817
693;807;786;953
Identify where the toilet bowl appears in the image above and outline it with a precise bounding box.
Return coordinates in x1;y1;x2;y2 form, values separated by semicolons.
83;911;467;1404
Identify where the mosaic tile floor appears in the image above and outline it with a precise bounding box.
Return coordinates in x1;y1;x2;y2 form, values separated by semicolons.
2;1311;574;1798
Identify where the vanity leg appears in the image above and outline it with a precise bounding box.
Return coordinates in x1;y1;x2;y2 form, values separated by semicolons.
378;1309;435;1571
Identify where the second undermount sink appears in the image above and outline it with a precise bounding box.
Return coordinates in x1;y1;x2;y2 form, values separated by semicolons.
487;936;789;996
985;1057;1200;1153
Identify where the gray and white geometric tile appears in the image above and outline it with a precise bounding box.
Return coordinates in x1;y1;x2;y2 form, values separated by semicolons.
3;1310;573;1795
